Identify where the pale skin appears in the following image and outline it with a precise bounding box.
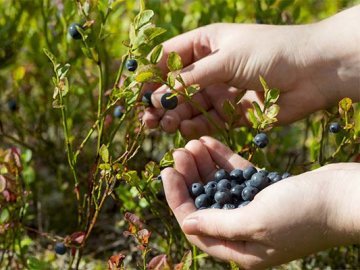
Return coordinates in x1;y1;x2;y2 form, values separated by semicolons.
142;5;360;269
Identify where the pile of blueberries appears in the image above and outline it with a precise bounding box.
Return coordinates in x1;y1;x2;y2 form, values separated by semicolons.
190;166;291;210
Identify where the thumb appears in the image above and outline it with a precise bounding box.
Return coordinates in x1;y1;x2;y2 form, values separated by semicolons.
181;208;253;241
151;52;227;108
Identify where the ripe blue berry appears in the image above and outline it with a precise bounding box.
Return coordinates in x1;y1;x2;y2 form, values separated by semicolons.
142;91;153;107
54;242;67;255
271;174;282;183
243;166;257;180
194;194;211;209
230;169;245;183
205;181;217;197
126;59;138;72
68;23;82;40
238;201;251;207
230;184;246;199
191;183;204;198
217;179;231;191
214;190;232;204
157;175;162;181
253;132;269;148
282;172;291;179
267;172;279;181
210;202;222;209
329;122;341;133
113;105;124;118
160;93;178;110
241;186;259;201
7;99;17;112
222;204;236;210
249;172;269;189
214;169;230;181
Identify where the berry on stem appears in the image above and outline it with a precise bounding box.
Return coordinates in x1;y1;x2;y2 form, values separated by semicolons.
253;132;269;148
68;23;83;40
142;91;153;107
160;93;178;110
7;99;17;112
54;242;67;255
113;105;124;118
329;122;341;133
126;59;138;72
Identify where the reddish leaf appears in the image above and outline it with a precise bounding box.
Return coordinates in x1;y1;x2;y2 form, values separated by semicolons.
137;228;151;245
108;253;126;270
65;231;85;246
124;212;143;228
147;254;171;270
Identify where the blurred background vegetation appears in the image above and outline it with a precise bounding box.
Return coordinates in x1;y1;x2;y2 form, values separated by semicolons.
0;0;359;269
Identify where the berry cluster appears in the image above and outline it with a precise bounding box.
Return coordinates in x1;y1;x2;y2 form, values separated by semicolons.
190;167;291;210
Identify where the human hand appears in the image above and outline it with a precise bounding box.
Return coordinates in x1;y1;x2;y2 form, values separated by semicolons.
161;136;360;269
143;6;360;139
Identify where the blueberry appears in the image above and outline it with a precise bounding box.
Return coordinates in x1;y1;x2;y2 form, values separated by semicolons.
329;122;341;133
157;175;162;181
222;204;236;210
191;183;204;198
198;207;207;210
243;166;257;180
267;172;279;181
238;201;251;207
204;181;217;197
241;186;259;201
230;179;239;187
253;132;269;148
230;184;246;199
113;105;124;118
230;169;245;183
126;59;138;72
271;174;282;183
217;179;231;191
210;202;222;209
68;23;82;40
249;172;269;189
7;99;17;112
54;242;67;255
214;190;232;204
282;172;292;179
142;91;153;107
214;169;230;181
258;170;269;176
160;93;178;110
194;194;211;209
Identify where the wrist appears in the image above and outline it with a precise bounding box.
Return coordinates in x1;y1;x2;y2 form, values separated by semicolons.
324;164;360;245
304;6;360;105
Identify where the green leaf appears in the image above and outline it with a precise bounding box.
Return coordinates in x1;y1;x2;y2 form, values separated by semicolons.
150;44;164;64
266;104;280;119
27;257;51;270
252;101;263;120
247;108;259;129
99;144;109;163
185;84;200;97
144;27;166;42
229;261;240;270
167;52;183;71
223;100;235;119
167;72;176;88
259;75;269;93
160;150;174;167
265;88;280;104
179;250;192;270
0;208;9;224
135;10;154;30
135;65;162;83
339;97;352;112
43;48;57;69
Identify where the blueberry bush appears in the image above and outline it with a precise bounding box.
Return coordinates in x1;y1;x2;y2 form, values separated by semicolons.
0;0;359;269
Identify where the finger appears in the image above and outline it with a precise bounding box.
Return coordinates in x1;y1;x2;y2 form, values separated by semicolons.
142;107;165;129
156;26;213;74
182;208;256;241
180;110;226;140
158;92;212;133
173;149;202;186
199;136;252;171
161;167;196;224
184;140;217;181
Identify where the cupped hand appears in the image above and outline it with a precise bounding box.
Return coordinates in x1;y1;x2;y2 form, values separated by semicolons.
161;136;360;269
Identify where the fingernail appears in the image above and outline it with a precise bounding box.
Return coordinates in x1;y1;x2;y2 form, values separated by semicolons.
182;217;198;234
